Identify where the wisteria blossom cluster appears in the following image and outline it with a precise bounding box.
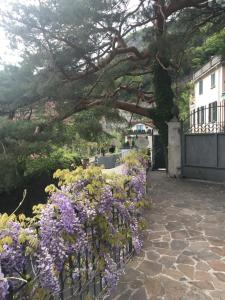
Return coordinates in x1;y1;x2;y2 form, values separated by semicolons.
0;151;147;299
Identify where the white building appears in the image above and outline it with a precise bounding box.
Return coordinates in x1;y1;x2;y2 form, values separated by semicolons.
130;122;155;134
190;56;225;132
124;122;158;160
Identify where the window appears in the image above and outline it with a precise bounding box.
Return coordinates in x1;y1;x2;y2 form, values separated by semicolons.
199;80;203;95
136;124;144;132
211;73;216;88
209;101;217;122
197;106;205;125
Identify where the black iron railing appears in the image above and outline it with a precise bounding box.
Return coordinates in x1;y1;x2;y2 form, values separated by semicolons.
127;129;152;135
50;209;134;300
183;103;225;134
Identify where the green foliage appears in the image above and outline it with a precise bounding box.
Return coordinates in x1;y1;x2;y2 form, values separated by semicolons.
24;147;82;177
73;109;112;143
0;117;83;192
177;84;193;121
191;29;225;70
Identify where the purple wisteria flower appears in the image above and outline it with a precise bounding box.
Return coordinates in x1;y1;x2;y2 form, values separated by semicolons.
0;271;9;300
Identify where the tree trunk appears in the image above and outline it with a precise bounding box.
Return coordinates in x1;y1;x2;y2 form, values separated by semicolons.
149;0;174;169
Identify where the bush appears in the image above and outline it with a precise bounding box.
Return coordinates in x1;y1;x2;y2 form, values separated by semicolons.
0;147;82;194
24;147;82;177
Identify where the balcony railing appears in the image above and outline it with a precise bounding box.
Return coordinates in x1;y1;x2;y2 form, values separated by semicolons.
193;56;221;81
127;129;152;135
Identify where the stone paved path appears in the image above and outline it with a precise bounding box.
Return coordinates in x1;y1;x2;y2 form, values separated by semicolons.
107;171;225;300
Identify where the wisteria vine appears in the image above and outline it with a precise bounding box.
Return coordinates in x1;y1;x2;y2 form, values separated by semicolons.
0;151;148;300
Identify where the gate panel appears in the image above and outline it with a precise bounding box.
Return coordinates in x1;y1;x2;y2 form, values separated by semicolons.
152;135;166;170
218;134;225;168
185;135;217;168
182;104;225;182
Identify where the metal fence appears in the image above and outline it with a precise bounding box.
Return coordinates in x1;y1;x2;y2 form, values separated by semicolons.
55;209;134;300
10;209;135;300
183;104;225;134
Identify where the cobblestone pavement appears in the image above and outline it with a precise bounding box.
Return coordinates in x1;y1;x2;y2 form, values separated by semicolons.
107;171;225;300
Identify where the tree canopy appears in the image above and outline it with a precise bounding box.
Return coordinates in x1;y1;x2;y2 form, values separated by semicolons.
0;0;224;172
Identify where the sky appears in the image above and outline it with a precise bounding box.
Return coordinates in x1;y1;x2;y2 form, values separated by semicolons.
0;0;141;66
0;0;21;66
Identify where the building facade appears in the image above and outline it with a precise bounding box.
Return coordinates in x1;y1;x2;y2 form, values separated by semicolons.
190;56;225;132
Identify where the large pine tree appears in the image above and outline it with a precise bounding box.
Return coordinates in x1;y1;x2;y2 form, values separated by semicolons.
0;0;224;160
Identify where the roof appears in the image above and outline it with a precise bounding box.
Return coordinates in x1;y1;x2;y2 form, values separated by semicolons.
130;121;155;128
193;55;223;82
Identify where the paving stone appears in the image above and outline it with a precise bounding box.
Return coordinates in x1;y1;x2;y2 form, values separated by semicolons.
148;231;168;240
206;231;225;241
159;255;176;268
196;261;210;271
176;254;195;265
207;237;225;246
190;280;215;290
155;248;180;256
143;240;154;248
211;276;225;290
180;208;195;216
137;250;146;258
138;260;162;276
130;279;144;289
149;224;165;231
128;257;144;269
187;229;203;237
119;268;141;283
171;230;189;239
187;241;209;252
210;247;225;257
162;237;171;242
194;271;212;281
182;291;212;300
144;277;165;298
159;276;187;300
171;240;188;251
130;287;148;300
146;250;160;261
152;241;170;249
196;249;220;261
182;250;195;256
108;282;130;299
106;172;225;300
210;291;225;300
208;260;225;272
117;289;133;300
165;222;183;231
163;268;184;280
177;264;194;280
214;272;225;282
188;236;206;242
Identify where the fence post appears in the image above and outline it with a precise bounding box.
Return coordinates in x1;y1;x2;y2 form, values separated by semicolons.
167;117;182;178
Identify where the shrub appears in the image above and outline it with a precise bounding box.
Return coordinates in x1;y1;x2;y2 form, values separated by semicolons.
24;147;82;177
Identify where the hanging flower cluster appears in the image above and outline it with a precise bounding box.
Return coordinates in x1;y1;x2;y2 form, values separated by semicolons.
0;151;148;299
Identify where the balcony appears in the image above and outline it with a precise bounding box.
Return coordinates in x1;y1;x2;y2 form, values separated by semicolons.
127;129;153;135
193;56;222;81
